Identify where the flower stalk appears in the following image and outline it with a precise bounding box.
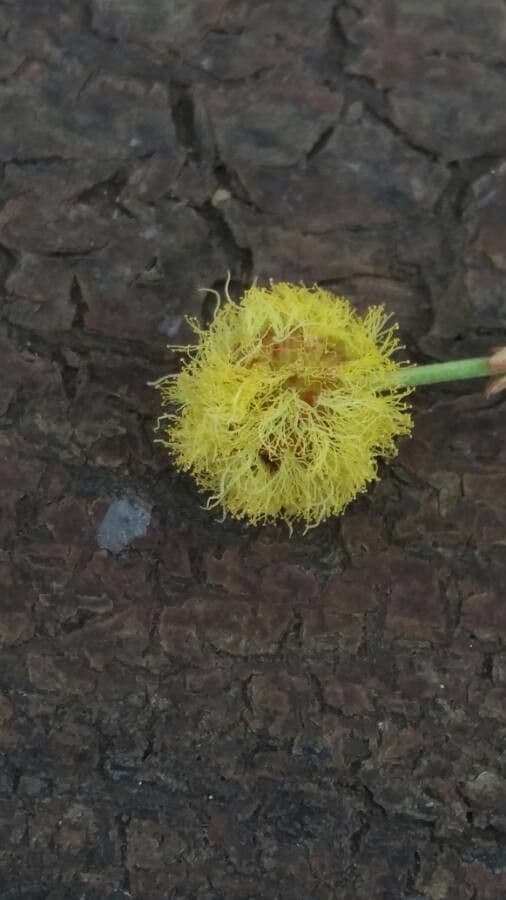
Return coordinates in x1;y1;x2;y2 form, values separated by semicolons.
386;348;506;393
387;356;492;389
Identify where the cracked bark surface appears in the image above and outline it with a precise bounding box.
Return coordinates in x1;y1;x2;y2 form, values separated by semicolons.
1;1;506;898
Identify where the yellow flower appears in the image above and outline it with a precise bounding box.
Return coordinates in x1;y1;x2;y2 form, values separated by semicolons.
153;281;413;528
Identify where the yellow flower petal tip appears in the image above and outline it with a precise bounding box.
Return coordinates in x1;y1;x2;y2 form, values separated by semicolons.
153;281;413;529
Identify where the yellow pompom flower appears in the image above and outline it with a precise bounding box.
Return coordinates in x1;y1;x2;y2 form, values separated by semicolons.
153;281;413;528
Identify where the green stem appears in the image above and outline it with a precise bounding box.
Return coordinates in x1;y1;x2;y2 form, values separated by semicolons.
387;356;492;389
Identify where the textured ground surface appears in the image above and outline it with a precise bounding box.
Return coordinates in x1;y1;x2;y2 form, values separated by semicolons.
2;1;506;898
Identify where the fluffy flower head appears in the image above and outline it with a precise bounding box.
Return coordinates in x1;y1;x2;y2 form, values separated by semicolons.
154;282;412;528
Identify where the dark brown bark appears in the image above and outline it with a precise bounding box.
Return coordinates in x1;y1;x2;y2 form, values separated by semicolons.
1;2;506;897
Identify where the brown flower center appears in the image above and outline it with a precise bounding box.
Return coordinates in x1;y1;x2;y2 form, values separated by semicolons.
248;329;350;472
